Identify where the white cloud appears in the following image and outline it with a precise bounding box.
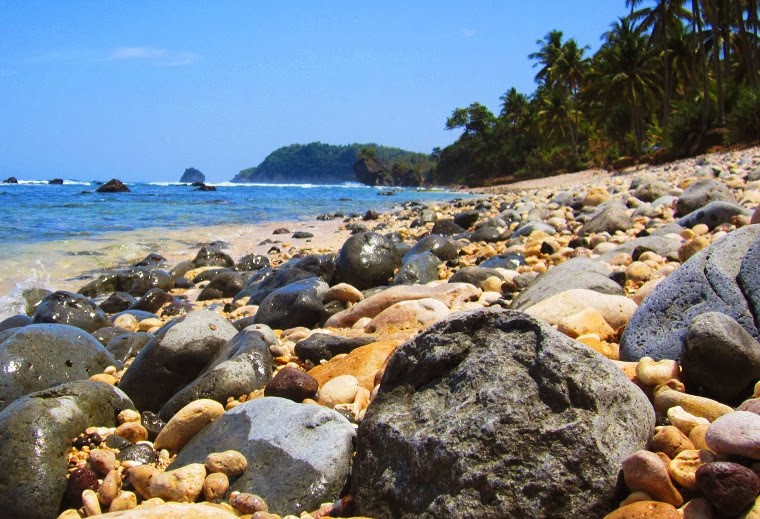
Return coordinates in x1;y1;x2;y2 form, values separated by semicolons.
108;47;196;66
109;47;168;60
461;28;477;38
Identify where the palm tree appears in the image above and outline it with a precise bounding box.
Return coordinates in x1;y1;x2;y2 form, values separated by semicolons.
529;30;565;87
588;16;662;153
626;0;691;126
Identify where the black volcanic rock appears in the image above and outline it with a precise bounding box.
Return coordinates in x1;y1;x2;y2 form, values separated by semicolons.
96;179;130;193
180;167;205;183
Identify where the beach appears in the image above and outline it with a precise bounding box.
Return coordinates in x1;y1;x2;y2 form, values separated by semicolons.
3;145;760;517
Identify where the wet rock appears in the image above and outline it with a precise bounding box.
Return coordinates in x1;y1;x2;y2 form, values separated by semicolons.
32;291;110;332
253;277;329;330
0;381;134;519
676;178;737;217
294;333;375;364
392;251;441;285
352;309;654;518
0;314;32;332
96;179;130;193
403;235;459;262
235;254;269;272
192;247;234;268
100;292;138;314
117;443;158;465
234;254;335;305
453;210;480;229
469;225;503;243
159;325;275;420
169;397;355;516
130;288;173;313
106;332;153;363
620;225;760;361
479;252;525;270
681;312;760;404
0;323;119;411
430;219;465;236
198;271;246;301
264;366;319;402
333;232;401;290
118;310;238;412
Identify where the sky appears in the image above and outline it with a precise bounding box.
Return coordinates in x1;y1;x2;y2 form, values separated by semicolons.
0;1;633;182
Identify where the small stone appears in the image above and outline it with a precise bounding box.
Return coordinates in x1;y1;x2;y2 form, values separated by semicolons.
696;461;760;516
97;469;122;507
117;443;159;466
81;489;102;516
230;491;269;514
154;399;225;452
205;450;248;478
651;426;695;459
90;373;117;385
107;490;138;511
667;406;710;436
557;308;615;341
689;424;711;450
324;283;364;304
636;357;680;387
653;381;733;422
584;186;611;207
678;498;715;519
89;448;117;476
149;463;207;503
603;500;680;519
203;472;230;502
705;411;760;460
118;409;142;424
57;510;82;519
669;449;716;491
622;450;683;507
114;422;149;444
264;366;319;402
626;261;654;283
65;467;99;507
678;237;710;263
113;313;139;332
317;375;360;408
127;465;159;499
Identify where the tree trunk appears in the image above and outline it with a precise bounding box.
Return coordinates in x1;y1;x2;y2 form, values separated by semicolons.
660;1;671;127
694;0;710;137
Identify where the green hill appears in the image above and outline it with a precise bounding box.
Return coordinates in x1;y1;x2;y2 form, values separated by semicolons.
230;142;433;184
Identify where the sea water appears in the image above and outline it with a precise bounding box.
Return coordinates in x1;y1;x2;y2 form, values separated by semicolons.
0;180;468;318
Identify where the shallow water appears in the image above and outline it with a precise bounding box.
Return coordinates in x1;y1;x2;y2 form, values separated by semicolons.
0;180;468;318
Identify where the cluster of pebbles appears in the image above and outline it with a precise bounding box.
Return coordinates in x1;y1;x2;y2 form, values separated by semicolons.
2;146;760;518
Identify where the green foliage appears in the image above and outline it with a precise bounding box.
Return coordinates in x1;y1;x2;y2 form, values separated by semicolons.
231;142;432;184
727;87;760;144
664;98;712;155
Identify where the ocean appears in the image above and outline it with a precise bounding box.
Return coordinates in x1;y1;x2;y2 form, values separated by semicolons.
0;180;468;318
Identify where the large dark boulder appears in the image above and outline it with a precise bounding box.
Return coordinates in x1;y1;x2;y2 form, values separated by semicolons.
510;258;623;311
78;268;173;298
129;287;173;313
354;153;392;186
180;167;205;183
620;225;760;361
117;310;238;412
0;323;119;411
598;235;683;263
352;308;654;518
675;178;737;216
170;397;355;516
105;331;153;364
0;381;134;519
159;324;275;420
192;245;234;268
95;178;130;193
253;277;329;330
333;232;401;290
32;291;110;332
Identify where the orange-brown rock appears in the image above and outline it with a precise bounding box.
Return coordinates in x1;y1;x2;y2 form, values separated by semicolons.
308;340;400;390
603;500;681;519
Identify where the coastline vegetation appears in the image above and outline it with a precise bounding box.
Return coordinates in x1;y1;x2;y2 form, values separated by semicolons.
435;0;760;186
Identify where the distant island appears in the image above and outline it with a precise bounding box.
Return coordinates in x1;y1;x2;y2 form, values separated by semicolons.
230;142;434;186
180;167;205;183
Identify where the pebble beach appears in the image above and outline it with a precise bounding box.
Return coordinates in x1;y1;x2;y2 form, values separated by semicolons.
2;145;760;518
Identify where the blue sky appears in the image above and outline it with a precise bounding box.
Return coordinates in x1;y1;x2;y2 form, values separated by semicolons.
1;1;632;182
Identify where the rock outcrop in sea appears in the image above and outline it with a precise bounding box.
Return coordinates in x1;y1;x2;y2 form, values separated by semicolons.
0;146;760;517
180;168;205;184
